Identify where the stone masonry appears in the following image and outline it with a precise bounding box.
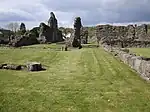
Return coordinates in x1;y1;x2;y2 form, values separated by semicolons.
96;24;150;47
103;44;150;81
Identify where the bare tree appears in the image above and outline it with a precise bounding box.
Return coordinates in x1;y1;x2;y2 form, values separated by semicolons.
13;22;19;33
6;22;19;32
6;23;14;31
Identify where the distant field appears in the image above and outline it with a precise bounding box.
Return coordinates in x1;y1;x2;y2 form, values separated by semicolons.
0;44;150;112
130;48;150;57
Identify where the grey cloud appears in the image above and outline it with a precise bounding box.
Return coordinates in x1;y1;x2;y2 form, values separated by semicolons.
0;11;35;22
43;0;150;25
85;0;150;24
1;0;150;28
43;0;101;11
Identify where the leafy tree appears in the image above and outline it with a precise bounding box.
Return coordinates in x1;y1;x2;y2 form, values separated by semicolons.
20;23;26;34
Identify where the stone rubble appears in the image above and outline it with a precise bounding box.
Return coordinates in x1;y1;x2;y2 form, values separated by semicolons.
0;62;45;72
26;62;43;71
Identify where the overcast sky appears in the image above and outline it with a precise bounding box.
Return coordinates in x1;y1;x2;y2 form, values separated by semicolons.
0;0;150;29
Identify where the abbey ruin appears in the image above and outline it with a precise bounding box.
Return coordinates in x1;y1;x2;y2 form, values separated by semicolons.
98;24;150;80
38;12;64;43
96;24;150;47
2;11;150;49
0;12;89;48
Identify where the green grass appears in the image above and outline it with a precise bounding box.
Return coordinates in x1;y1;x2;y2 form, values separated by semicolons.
0;44;150;112
130;48;150;58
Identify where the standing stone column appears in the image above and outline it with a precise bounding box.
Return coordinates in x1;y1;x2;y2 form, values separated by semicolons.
48;12;58;42
72;17;82;48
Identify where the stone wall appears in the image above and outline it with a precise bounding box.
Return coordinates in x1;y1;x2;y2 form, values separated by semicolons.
38;12;64;43
96;24;150;47
103;44;150;80
9;34;39;47
81;28;88;44
102;40;150;48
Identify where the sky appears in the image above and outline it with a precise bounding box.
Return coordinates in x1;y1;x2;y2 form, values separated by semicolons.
0;0;150;29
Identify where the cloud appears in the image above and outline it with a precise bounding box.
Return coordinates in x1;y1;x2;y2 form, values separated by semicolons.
0;0;150;29
42;0;150;25
0;9;35;22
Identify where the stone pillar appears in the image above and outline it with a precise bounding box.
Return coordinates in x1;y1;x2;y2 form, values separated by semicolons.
48;12;58;42
72;17;82;48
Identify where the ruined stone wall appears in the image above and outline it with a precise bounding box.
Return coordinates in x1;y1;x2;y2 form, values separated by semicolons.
9;35;39;47
96;24;150;47
96;25;128;41
135;24;148;41
127;25;135;39
103;45;150;80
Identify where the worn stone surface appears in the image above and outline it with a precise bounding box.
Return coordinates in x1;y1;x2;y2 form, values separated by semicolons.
2;12;64;47
72;17;82;48
0;63;45;72
48;12;58;42
135;24;148;41
38;22;53;43
0;64;22;70
0;64;7;69
38;12;63;43
103;44;150;80
9;23;40;47
9;34;39;47
81;28;88;44
27;62;43;71
96;24;150;47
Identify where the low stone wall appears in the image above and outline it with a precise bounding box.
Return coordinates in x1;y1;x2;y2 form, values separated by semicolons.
102;40;150;48
103;45;150;80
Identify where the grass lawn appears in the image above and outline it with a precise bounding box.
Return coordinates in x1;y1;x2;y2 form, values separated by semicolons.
130;48;150;58
0;44;150;112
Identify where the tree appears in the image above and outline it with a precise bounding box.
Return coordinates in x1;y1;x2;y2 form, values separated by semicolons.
6;23;14;31
19;23;26;35
13;22;19;33
6;22;19;32
20;23;26;31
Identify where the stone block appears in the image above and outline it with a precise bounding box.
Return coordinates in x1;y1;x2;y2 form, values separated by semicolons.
27;62;43;71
